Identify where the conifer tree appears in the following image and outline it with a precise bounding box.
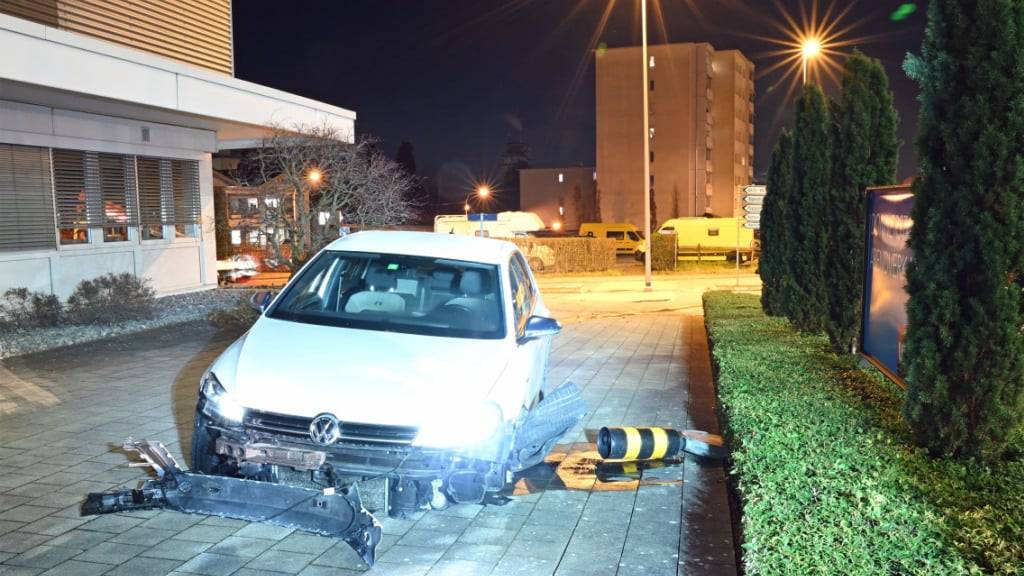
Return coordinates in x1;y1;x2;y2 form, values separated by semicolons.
824;51;899;354
788;84;831;332
760;130;795;316
903;0;1024;458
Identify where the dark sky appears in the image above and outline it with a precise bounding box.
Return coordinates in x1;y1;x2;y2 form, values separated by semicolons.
233;1;926;189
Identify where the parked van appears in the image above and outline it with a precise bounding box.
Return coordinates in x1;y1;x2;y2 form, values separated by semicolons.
434;211;545;239
635;217;757;261
579;223;643;254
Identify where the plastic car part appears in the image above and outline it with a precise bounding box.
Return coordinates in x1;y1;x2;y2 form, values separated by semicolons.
81;439;382;566
511;382;588;471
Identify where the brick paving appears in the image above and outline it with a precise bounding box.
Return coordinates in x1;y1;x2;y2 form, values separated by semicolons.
0;314;735;576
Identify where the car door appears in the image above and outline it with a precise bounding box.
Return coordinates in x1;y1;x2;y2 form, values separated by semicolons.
606;230;627;252
509;252;547;402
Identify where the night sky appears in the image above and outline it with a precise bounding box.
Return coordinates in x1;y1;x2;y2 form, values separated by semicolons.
233;1;927;195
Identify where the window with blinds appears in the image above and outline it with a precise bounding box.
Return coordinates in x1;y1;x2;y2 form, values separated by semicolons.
0;144;56;252
136;157;168;240
53;149;90;245
171;159;201;237
97;153;136;242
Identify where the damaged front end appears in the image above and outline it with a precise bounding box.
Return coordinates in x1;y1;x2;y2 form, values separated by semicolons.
82;440;382;566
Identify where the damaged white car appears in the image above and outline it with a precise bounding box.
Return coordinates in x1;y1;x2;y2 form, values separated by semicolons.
192;231;585;516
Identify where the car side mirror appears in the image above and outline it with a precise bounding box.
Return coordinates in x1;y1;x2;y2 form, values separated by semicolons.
248;290;275;312
520;315;561;343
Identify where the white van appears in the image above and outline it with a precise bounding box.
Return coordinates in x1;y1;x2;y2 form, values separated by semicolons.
434;212;545;239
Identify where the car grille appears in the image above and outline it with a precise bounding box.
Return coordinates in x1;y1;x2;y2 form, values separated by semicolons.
244;410;419;446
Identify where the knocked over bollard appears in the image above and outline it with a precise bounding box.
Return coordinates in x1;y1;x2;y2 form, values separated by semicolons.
597;426;727;461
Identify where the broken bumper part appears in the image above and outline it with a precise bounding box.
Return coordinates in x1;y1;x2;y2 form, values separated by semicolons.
81;439;381;566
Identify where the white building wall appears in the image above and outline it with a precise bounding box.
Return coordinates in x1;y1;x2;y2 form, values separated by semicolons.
0;98;218;297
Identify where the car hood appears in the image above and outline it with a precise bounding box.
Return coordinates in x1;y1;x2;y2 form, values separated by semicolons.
214;317;513;427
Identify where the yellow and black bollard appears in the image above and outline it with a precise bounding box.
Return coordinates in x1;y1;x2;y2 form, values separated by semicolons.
597;426;683;461
597;426;726;461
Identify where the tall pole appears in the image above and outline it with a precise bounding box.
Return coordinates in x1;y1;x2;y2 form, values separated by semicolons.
802;57;807;84
641;0;652;289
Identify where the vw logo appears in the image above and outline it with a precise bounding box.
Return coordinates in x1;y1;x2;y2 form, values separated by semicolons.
309;414;341;445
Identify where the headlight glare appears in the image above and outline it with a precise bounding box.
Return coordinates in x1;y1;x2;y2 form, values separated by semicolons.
414;403;503;448
200;372;246;424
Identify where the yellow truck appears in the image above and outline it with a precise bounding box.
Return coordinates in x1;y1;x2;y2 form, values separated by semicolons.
635;217;758;261
578;223;643;254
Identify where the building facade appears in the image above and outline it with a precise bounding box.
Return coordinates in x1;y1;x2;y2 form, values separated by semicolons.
595;42;754;227
0;2;355;297
519;167;597;232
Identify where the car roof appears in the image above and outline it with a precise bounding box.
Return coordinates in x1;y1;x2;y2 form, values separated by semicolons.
324;231;517;265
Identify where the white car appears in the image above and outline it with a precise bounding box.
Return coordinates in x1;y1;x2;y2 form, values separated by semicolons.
192;231;584;515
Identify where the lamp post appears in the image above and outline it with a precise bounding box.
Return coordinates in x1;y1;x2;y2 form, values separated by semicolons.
467;185;490;236
641;0;652;289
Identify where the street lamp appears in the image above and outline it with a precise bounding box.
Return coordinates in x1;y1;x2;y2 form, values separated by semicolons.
466;185;491;236
307;168;323;185
801;38;822;84
641;0;652;289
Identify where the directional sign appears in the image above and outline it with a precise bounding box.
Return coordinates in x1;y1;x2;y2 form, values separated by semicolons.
743;185;767;196
744;195;764;205
744;222;760;230
467;213;498;222
745;204;763;214
745;213;761;223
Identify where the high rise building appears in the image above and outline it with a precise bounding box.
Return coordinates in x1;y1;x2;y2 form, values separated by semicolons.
595;43;754;227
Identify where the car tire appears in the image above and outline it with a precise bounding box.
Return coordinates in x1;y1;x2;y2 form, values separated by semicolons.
190;413;230;475
529;257;545;272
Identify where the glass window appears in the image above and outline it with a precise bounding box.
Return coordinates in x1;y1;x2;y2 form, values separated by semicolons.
97;153;135;242
0;144;56;252
269;251;505;340
606;231;625;240
136;157;165;240
53;149;91;245
509;253;536;336
627;231;640;241
708;228;720;237
171;159;200;238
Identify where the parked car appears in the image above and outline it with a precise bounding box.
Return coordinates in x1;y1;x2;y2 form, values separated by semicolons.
192;231;585;515
579;222;643;254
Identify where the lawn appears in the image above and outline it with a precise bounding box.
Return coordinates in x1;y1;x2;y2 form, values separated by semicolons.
703;292;1024;575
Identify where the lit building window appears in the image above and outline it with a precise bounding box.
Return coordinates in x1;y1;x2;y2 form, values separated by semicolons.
230;230;241;245
265;197;279;208
558;173;564;183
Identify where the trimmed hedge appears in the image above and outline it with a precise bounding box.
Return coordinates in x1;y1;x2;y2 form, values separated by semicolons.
650;233;677;271
704;292;1024;575
512;237;616;273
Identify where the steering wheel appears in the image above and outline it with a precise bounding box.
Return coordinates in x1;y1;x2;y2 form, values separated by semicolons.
441;303;474;315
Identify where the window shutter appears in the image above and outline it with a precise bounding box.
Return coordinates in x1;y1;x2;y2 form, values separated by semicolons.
53;149;92;231
97;152;138;227
171;159;201;225
0;144;56;252
136;157;169;228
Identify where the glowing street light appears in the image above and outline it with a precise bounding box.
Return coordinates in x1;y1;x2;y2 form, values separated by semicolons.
307;168;323;185
801;38;822;84
477;185;491;198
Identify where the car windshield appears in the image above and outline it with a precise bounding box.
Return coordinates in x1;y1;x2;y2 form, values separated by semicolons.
268;251;505;339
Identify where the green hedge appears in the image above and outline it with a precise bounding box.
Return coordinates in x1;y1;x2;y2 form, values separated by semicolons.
512;237;616;273
650;233;677;271
703;292;1024;575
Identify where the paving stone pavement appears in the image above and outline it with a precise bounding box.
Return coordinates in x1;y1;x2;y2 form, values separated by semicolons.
0;315;736;576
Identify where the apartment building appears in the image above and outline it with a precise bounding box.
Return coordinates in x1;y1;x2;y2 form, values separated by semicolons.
595;42;754;227
0;0;355;296
519;167;597;232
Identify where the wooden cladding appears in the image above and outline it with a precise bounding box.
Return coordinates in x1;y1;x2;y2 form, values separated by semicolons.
0;0;233;74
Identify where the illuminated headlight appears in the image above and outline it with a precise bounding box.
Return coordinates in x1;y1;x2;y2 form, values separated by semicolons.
414;403;503;448
199;372;246;424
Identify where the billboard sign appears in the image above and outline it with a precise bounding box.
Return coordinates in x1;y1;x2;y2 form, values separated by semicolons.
860;186;914;385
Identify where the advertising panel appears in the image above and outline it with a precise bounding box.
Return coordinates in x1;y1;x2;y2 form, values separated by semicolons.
860;186;914;385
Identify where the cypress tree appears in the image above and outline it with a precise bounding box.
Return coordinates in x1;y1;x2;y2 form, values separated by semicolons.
788;84;831;333
760;130;795;316
903;0;1024;458
824;51;900;354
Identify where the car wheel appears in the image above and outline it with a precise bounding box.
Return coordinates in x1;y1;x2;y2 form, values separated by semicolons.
529;257;545;272
190;413;233;475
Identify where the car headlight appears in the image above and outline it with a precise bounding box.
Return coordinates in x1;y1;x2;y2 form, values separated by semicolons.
199;372;246;424
413;403;503;448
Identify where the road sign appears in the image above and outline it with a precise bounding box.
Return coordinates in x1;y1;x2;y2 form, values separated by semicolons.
744;222;760;229
745;213;761;223
744;195;765;205
467;213;498;222
744;204;763;214
743;185;767;196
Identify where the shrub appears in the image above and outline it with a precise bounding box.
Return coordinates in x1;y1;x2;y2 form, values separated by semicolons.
67;273;155;325
512;237;616;273
207;300;260;332
704;291;1024;575
649;233;677;271
0;288;63;329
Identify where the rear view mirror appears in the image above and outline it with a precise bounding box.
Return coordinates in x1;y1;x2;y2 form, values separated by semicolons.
520;315;561;343
248;290;275;312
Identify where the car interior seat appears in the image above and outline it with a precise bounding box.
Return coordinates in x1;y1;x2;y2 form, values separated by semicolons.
343;263;406;314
